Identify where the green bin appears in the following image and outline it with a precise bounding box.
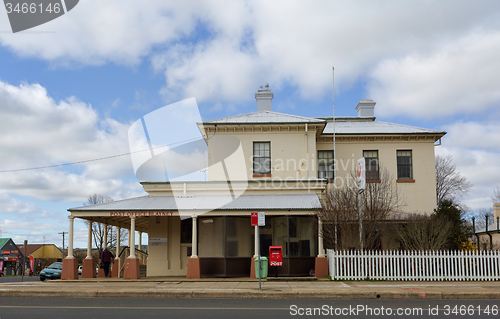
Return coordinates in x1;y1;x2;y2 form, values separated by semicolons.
255;257;268;279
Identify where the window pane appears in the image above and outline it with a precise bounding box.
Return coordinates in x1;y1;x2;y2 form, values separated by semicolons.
181;218;192;244
397;150;412;179
317;151;334;180
363;150;379;180
289;216;316;257
198;217;224;257
253;142;271;174
226;217;252;257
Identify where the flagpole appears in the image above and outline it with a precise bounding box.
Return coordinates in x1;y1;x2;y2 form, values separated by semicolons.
332;67;337;250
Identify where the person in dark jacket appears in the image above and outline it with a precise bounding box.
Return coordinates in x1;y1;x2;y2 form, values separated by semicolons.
100;248;115;278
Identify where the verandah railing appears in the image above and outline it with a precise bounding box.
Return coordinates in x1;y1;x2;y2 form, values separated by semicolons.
327;249;500;281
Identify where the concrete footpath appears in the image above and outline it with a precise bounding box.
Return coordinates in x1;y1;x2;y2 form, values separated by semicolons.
1;277;499;299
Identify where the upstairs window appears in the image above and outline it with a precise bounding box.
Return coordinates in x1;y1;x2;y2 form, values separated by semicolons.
318;150;334;180
363;150;379;181
397;150;413;179
253;142;271;174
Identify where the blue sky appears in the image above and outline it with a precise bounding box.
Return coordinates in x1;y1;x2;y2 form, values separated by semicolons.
0;1;499;248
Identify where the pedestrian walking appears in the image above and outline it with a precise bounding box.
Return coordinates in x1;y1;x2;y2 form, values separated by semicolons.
100;248;114;278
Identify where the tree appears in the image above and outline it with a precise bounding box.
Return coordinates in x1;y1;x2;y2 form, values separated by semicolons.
391;213;453;250
493;186;500;203
435;155;472;206
434;199;473;250
319;167;406;250
83;194;128;253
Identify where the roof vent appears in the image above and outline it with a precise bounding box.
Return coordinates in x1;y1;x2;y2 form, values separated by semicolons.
255;83;273;111
356;100;376;117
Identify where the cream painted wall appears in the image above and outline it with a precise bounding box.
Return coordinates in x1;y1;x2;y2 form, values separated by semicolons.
147;216;186;276
208;130;318;181
317;139;438;214
205;126;438;214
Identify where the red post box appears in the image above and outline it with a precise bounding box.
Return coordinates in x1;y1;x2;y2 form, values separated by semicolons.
269;246;283;266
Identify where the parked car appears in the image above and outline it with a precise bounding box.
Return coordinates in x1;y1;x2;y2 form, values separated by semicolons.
78;266;82;275
39;262;63;281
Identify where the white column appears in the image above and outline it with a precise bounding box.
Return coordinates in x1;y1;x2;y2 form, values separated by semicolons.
86;221;92;259
129;216;136;258
191;216;198;258
318;217;325;257
103;223;108;249
116;227;121;259
254;226;258;258
68;216;74;258
138;231;142;250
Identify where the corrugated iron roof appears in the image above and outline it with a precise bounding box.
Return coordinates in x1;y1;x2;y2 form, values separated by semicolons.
202;111;325;124
69;194;321;211
322;120;446;135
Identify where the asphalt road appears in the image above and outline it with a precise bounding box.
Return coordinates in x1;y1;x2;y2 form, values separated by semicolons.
0;297;499;318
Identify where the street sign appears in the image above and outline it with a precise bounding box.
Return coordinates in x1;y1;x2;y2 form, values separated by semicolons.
251;212;258;226
357;157;366;191
258;212;265;226
251;212;265;226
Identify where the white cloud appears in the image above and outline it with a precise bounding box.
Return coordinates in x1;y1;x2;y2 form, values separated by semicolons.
2;1;500;107
0;80;143;201
1;219;56;231
368;31;500;119
0;194;39;214
436;119;500;210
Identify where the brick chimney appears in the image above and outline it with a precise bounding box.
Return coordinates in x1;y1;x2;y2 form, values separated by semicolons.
255;83;273;111
356;100;376;117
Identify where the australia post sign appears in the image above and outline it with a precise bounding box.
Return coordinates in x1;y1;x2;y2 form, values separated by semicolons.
269;246;283;266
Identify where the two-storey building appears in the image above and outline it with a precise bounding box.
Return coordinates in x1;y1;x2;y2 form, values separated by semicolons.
63;85;445;279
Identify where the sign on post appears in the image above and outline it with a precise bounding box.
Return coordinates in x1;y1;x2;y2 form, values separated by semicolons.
251;212;266;290
357;157;366;191
251;212;265;226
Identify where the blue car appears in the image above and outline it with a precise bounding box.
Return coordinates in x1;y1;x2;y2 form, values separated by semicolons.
39;262;63;281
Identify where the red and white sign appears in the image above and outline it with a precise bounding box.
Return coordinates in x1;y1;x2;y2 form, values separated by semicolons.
2;250;11;255
251;212;265;226
357;157;366;191
6;257;19;261
0;260;3;273
269;246;283;266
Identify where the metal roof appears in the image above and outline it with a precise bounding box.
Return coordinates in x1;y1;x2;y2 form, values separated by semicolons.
202;111;325;125
69;194;322;211
322;120;446;135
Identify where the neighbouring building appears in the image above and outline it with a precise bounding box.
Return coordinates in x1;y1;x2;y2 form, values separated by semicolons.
17;244;63;273
63;84;445;279
0;238;23;275
475;203;500;250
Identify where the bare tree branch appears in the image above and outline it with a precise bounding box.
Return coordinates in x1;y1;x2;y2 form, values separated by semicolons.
492;186;500;203
391;214;452;250
435;155;472;205
82;194;128;253
319;167;406;250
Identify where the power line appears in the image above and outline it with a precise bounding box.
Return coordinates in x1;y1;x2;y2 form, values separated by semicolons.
0;136;202;173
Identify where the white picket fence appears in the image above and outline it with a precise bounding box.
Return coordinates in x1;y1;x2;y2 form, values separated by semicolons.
327;249;500;281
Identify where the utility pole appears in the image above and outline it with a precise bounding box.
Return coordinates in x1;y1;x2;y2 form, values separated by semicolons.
59;231;68;260
21;240;27;282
